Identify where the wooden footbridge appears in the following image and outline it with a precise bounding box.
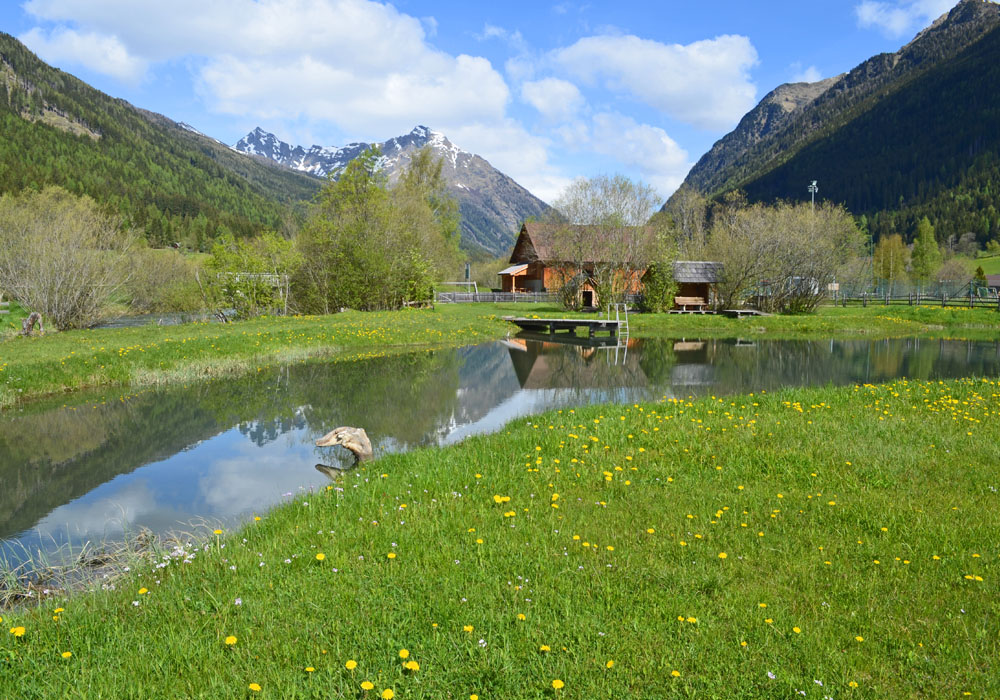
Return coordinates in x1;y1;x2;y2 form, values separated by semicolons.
503;316;622;338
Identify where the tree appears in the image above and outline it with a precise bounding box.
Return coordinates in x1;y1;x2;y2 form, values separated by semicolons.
873;234;909;295
909;216;941;293
294;146;460;312
205;231;300;318
0;186;136;329
547;174;664;311
707;199;864;312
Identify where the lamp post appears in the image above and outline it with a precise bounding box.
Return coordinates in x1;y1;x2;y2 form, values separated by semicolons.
808;180;818;210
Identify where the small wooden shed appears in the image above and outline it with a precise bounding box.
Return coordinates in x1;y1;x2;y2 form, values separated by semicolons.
672;261;723;309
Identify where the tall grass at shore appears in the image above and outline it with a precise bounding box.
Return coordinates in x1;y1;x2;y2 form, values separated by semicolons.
3;303;1000;409
2;378;997;698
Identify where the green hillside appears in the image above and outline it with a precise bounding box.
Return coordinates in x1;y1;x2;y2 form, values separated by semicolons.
738;24;1000;245
0;33;321;248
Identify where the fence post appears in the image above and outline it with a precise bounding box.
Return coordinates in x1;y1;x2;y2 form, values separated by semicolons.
863;292;867;308
942;294;946;307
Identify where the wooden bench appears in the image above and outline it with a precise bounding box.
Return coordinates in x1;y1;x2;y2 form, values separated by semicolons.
674;296;708;312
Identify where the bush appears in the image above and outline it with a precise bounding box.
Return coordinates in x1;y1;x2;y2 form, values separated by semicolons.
126;249;204;313
0;187;136;329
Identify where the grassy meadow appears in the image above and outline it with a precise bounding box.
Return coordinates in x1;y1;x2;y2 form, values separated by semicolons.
2;378;998;698
3;302;1000;409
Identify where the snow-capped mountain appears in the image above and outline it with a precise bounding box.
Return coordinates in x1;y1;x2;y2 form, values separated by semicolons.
235;126;549;256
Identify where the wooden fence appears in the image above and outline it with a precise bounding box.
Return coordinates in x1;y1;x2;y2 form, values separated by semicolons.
436;292;559;304
435;292;645;306
831;292;1000;310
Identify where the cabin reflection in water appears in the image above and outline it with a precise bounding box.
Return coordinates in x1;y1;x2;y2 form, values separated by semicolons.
504;335;646;390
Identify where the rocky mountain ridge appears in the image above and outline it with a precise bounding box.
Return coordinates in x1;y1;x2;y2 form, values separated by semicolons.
235;126;549;256
677;0;1000;199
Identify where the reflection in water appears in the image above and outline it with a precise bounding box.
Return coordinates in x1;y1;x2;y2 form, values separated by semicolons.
2;336;998;563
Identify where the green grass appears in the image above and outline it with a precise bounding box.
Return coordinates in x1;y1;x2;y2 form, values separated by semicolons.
2;378;998;698
3;303;1000;409
971;254;1000;276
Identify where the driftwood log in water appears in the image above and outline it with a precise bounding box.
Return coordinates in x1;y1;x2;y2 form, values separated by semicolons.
315;426;373;465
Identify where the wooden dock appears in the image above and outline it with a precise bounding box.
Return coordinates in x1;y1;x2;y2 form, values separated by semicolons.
503;316;621;338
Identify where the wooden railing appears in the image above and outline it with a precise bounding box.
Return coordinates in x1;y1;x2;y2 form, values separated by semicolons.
436;292;559;303
830;293;1000;310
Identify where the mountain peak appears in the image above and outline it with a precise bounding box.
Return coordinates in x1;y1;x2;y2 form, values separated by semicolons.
233;125;547;255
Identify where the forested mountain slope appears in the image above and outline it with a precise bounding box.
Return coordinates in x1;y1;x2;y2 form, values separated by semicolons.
673;0;1000;244
0;33;321;248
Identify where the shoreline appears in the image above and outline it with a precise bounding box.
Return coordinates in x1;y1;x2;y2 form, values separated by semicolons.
3;303;1000;410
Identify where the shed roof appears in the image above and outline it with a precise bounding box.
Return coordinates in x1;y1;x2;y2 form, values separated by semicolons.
986;274;1000;288
673;261;723;283
498;264;529;276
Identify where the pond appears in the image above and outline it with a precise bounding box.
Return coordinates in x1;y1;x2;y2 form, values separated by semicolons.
3;335;999;565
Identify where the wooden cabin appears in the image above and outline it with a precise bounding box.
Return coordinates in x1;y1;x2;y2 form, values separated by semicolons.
499;222;648;306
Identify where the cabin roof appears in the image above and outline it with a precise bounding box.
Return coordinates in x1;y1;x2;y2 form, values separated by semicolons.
673;261;723;283
510;221;655;265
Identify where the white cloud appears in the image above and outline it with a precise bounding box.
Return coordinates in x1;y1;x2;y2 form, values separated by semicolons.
551;33;758;131
521;78;584;122
855;0;957;38
589;113;690;198
791;64;823;83
22;0;511;137
19;26;147;83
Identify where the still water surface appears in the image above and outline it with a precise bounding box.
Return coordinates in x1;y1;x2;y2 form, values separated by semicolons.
3;335;999;563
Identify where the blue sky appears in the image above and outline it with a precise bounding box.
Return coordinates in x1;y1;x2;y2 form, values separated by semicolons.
0;0;965;202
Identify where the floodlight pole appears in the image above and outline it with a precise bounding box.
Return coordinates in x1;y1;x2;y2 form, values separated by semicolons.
808;180;818;210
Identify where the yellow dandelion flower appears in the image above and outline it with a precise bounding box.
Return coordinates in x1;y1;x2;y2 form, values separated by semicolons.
361;681;374;690
463;625;474;632
793;627;801;634
10;627;26;637
225;636;237;646
138;588;148;595
539;645;551;652
671;670;681;677
404;660;419;671
398;649;409;659
387;552;396;559
647;528;655;534
61;651;72;658
346;659;358;670
305;667;315;673
381;690;394;699
249;683;261;692
552;679;565;690
849;681;858;688
606;660;615;668
718;552;727;559
213;529;223;535
855;636;864;642
315;553;325;561
517;613;526;620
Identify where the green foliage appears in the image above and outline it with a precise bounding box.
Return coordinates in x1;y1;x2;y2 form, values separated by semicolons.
873;234;909;293
639;261;679;313
205;232;299;318
0;33;318;249
295;147;461;312
973;265;988;287
909;217;942;289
